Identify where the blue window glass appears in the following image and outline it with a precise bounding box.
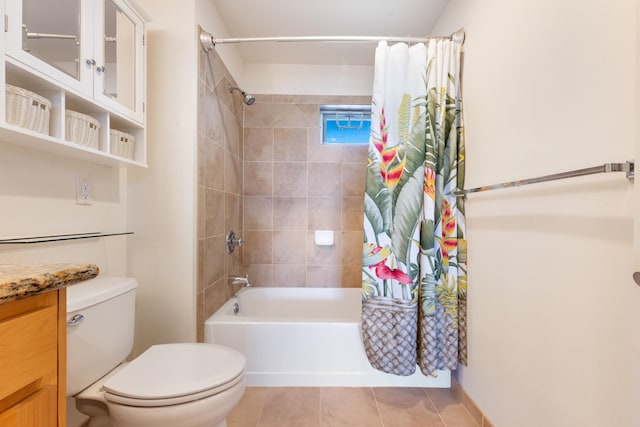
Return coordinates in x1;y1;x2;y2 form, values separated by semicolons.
320;105;371;144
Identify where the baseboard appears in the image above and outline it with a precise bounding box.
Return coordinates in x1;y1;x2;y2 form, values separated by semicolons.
451;379;496;427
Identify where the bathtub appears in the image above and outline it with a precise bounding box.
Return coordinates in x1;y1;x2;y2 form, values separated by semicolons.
204;287;450;387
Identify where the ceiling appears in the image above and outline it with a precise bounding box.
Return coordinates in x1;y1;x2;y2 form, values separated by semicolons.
212;0;450;66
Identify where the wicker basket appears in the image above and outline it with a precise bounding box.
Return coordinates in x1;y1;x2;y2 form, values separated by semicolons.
362;296;418;376
65;110;100;149
109;129;135;159
5;84;51;135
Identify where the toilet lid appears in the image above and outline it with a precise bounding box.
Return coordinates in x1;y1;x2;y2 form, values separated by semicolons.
101;343;246;404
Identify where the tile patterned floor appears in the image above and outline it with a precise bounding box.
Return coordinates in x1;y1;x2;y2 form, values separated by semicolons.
228;387;481;427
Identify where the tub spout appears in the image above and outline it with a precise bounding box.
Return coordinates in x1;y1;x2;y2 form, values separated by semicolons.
229;274;251;287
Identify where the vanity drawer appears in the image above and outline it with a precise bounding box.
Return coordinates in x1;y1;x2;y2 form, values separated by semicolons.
0;293;58;403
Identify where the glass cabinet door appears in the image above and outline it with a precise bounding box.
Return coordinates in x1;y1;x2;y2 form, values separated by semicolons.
22;0;81;80
5;0;144;124
94;0;144;123
5;0;94;95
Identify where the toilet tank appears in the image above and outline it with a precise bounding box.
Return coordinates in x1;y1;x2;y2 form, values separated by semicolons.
66;276;137;396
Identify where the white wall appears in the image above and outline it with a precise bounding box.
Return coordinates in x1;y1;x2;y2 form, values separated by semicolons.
127;0;199;355
432;0;638;426
244;63;373;95
0;144;128;274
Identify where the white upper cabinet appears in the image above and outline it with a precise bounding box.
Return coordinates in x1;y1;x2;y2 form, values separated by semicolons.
5;0;145;124
1;0;147;167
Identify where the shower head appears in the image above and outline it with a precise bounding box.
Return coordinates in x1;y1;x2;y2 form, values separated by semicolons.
228;85;256;106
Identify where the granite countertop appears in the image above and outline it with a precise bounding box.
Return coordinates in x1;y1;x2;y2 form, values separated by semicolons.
0;263;99;305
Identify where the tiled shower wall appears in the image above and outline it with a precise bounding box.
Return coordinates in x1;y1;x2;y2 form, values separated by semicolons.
242;95;371;287
196;45;245;341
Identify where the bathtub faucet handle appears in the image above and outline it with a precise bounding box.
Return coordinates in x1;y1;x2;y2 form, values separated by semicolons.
226;230;245;254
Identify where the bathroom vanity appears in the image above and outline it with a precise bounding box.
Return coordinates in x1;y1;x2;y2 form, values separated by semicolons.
0;264;98;426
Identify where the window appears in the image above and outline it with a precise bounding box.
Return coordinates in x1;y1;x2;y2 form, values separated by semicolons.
320;105;371;144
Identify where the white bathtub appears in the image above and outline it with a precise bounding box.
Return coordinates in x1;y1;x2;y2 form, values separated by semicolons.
204;287;450;387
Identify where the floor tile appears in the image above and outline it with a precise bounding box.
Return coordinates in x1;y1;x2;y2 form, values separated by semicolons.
373;387;445;427
320;387;383;427
257;387;321;427
228;387;269;427
427;388;480;427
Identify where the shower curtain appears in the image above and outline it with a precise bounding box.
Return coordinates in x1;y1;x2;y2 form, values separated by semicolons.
362;38;466;376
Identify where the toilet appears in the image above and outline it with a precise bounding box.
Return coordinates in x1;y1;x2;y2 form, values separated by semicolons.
66;276;246;427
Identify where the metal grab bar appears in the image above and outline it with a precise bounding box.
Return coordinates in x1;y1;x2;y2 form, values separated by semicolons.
456;161;634;197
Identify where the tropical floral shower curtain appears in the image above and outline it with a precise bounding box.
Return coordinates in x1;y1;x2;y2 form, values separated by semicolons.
362;38;466;376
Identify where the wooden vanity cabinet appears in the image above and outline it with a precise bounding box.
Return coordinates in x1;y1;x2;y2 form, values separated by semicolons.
0;289;66;426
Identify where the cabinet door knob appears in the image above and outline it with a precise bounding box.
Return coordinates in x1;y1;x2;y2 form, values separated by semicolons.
96;66;106;74
86;59;96;66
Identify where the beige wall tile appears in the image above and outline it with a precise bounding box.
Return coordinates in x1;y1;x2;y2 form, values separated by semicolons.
203;236;225;287
204;140;225;191
197;133;205;187
243;231;273;264
215;76;243;120
273;230;307;264
204;86;225;144
224;151;242;194
244;162;273;196
340;266;362;288
273;197;307;230
272;104;317;128
245;196;273;231
296;104;320;127
196;289;204;343
307;128;344;163
273;264;307;286
273;162;307;197
373;388;444;427
342;197;364;231
204;278;228;319
245;128;274;162
245;264;274;287
200;47;226;90
307;231;341;266
274;128;307;161
245;103;289;127
307;265;341;287
308;197;341;230
341;162;366;197
341;231;363;266
197;186;205;239
197;239;205;293
308;163;342;196
223;106;242;157
225;193;242;234
320;388;382;427
342;144;369;163
205;189;225;238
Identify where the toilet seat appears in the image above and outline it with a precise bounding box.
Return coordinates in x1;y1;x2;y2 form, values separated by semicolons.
101;343;246;407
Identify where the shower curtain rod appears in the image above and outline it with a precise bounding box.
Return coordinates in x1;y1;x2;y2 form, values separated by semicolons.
455;161;634;197
199;29;465;52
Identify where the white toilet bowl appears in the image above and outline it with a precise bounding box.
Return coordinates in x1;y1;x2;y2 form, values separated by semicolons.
67;277;246;427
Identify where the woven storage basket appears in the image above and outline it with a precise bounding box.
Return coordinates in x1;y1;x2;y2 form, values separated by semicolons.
362;296;418;376
5;84;51;135
65;110;100;149
109;129;135;159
